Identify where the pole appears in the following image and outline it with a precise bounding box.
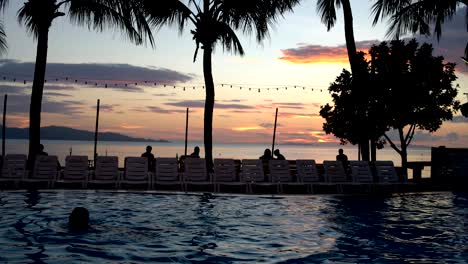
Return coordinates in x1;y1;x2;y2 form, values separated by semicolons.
271;108;278;158
2;94;7;157
93;99;100;167
184;108;189;156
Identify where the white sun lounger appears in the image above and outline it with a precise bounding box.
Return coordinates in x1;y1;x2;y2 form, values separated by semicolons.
121;157;150;189
184;158;213;192
23;155;58;188
375;161;399;183
154;157;182;190
269;160;291;193
1;154;27;188
296;159;320;193
57;155;89;188
213;158;247;193
241;159;276;193
89;156;119;188
350;161;373;183
323;160;348;193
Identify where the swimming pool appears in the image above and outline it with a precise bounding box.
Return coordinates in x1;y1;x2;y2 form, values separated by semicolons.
0;191;467;263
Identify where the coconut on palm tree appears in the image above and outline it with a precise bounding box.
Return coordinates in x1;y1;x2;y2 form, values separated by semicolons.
0;0;152;165
142;0;300;172
316;0;372;161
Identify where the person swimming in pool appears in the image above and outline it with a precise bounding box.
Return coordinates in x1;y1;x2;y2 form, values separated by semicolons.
69;207;89;230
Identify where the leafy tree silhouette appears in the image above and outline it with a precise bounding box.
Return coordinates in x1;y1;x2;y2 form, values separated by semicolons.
321;39;459;174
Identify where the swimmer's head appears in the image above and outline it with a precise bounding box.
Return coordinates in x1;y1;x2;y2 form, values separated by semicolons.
69;207;89;229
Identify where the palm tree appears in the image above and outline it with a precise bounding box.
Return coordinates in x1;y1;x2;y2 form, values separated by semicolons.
372;0;467;59
0;0;152;164
316;0;371;161
142;0;300;172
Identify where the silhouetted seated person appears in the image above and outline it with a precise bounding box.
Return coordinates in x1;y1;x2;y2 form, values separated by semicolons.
38;144;48;156
141;145;155;171
68;207;89;230
259;148;272;162
259;148;272;178
273;149;286;160
336;148;350;176
190;146;200;158
35;144;62;170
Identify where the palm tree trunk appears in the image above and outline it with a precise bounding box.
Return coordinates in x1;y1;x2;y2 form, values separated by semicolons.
28;27;49;168
203;45;215;173
341;0;357;73
341;0;370;161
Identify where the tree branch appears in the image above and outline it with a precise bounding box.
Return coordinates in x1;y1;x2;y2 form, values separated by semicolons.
384;133;402;155
404;123;415;143
406;125;416;147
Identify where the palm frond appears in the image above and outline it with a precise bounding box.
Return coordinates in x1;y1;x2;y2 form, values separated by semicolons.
317;0;341;31
0;0;10;12
0;21;7;55
372;0;461;40
143;0;195;34
216;20;244;56
216;0;300;42
17;0;59;39
67;0;147;45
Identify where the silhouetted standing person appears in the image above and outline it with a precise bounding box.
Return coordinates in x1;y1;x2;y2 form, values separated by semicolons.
190;146;200;158
273;149;285;160
141;145;155;171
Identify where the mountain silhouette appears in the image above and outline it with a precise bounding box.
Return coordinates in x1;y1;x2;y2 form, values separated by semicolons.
0;125;169;143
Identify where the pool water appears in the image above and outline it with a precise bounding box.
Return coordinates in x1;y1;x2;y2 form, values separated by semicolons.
0;191;467;263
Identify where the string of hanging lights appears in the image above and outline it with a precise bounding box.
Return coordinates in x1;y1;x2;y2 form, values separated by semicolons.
0;73;328;93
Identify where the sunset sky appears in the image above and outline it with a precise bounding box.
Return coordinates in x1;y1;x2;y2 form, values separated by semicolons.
0;1;466;147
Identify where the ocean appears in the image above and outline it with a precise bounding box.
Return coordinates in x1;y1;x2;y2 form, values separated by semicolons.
3;139;432;178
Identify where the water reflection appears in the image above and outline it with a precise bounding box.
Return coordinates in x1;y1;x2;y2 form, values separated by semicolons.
0;191;466;263
24;190;41;208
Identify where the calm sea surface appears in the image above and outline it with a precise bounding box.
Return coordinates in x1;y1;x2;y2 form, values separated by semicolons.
0;191;466;263
4;139;432;177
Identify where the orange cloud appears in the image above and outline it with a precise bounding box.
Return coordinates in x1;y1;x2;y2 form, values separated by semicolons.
232;126;265;131
279;40;379;64
120;124;144;129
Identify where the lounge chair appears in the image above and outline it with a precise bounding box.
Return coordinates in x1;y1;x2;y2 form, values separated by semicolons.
296;159;320;193
121;157;150;189
213;158;247;193
154;157;182;191
0;154;27;188
349;161;374;192
350;161;373;183
23;155;59;188
323;160;347;193
241;159;275;193
374;161;399;183
57;155;89;188
89;156;119;188
269;160;291;193
183;158;213;192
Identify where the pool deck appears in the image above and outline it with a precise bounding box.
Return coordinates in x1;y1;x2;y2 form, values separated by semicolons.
1;178;466;195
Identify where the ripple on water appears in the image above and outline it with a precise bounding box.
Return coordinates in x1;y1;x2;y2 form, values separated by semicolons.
0;191;467;263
